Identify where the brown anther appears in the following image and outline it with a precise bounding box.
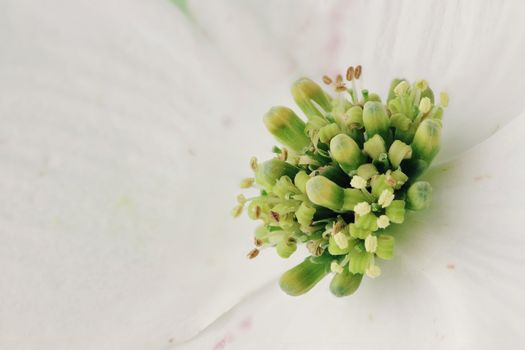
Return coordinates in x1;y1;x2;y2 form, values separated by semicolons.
270;211;280;222
354;65;362;79
335;74;347;92
322;75;333;85
254;238;263;247
249;157;258;171
336;74;343;84
247;248;259;259
346;66;354;81
254;206;261;219
280;148;288;161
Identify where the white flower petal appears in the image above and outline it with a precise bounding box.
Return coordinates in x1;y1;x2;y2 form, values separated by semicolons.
174;109;525;350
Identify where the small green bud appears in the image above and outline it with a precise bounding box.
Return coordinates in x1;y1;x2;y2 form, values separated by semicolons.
390;113;411;131
294;171;310;193
390;169;408;189
349;223;370;239
387;78;406;102
318;123;341;144
418;97;432;114
370;174;394;198
263;106;310;151
411;119;441;163
367;93;382;102
357;163;379;181
406;181;432;210
363;134;386;161
279;255;331;296
330;133;365;173
376;235;395;260
291;78;332;119
329;270;363;297
255;159;298;191
345;106;363;128
355;213;379;232
393;80;409;96
363;101;390;140
276;239;297;258
349;249;372;274
385;200;406;224
295;201;316;228
388;140;412;168
305;176;344;211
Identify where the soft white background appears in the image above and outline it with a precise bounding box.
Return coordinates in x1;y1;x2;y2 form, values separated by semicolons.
1;0;525;349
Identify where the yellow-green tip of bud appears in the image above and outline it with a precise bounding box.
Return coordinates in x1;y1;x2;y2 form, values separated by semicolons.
305;176;344;211
407;181;432;210
363;134;386;161
411;118;441;163
276;239;297;258
291;77;332;119
419;97;432;114
279;255;331;296
376;235;395;260
330;133;365;173
263;106;310;151
255;159;298;191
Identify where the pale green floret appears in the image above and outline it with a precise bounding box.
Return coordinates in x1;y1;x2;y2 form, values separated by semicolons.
385;200;406;224
371;174;394;198
319;123;341;144
294;171;310;193
357;163;379;180
390;113;412;131
355;213;379;232
363;134;386;161
328;234;353;255
349;223;371;239
388;140;412;168
330;270;363;297
279;255;331;296
376;235;395;260
407;181;433;210
363;101;390;140
330;133;365;173
349;249;372;274
295;202;316;228
345;106;363;128
263;106;310;151
276;239;297;258
291;78;332;119
411;118;441;163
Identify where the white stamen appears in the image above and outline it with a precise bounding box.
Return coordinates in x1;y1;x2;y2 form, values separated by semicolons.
354;201;371;216
366;264;382;278
419;97;432;114
365;235;378;253
331;261;344;274
350;175;367;189
378;189;395;208
377;215;391;229
333;231;348;249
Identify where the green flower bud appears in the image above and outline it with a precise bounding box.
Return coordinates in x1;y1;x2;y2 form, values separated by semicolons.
296;201;316;228
363;134;386;161
291;78;332;119
279;255;331;296
387;78;406;102
390;113;411;131
390;169;408;189
263;106;310;151
255;159;298;191
376;235;395;260
329;270;363;297
273;176;299;199
385;200;406;224
294;171;310;193
363;101;391;142
306;176;344;211
349;249;372;274
330;133;365;173
355;213;379;232
422;86;435;104
345;106;363;128
388;140;412;168
367;93;382;103
349;223;371;239
407;181;432;210
357;163;379;181
317;165;351;187
370;174;394;198
319;123;341;144
411;119;441;163
276;239;297;258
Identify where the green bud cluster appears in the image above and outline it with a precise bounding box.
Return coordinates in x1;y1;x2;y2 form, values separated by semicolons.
234;72;448;297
